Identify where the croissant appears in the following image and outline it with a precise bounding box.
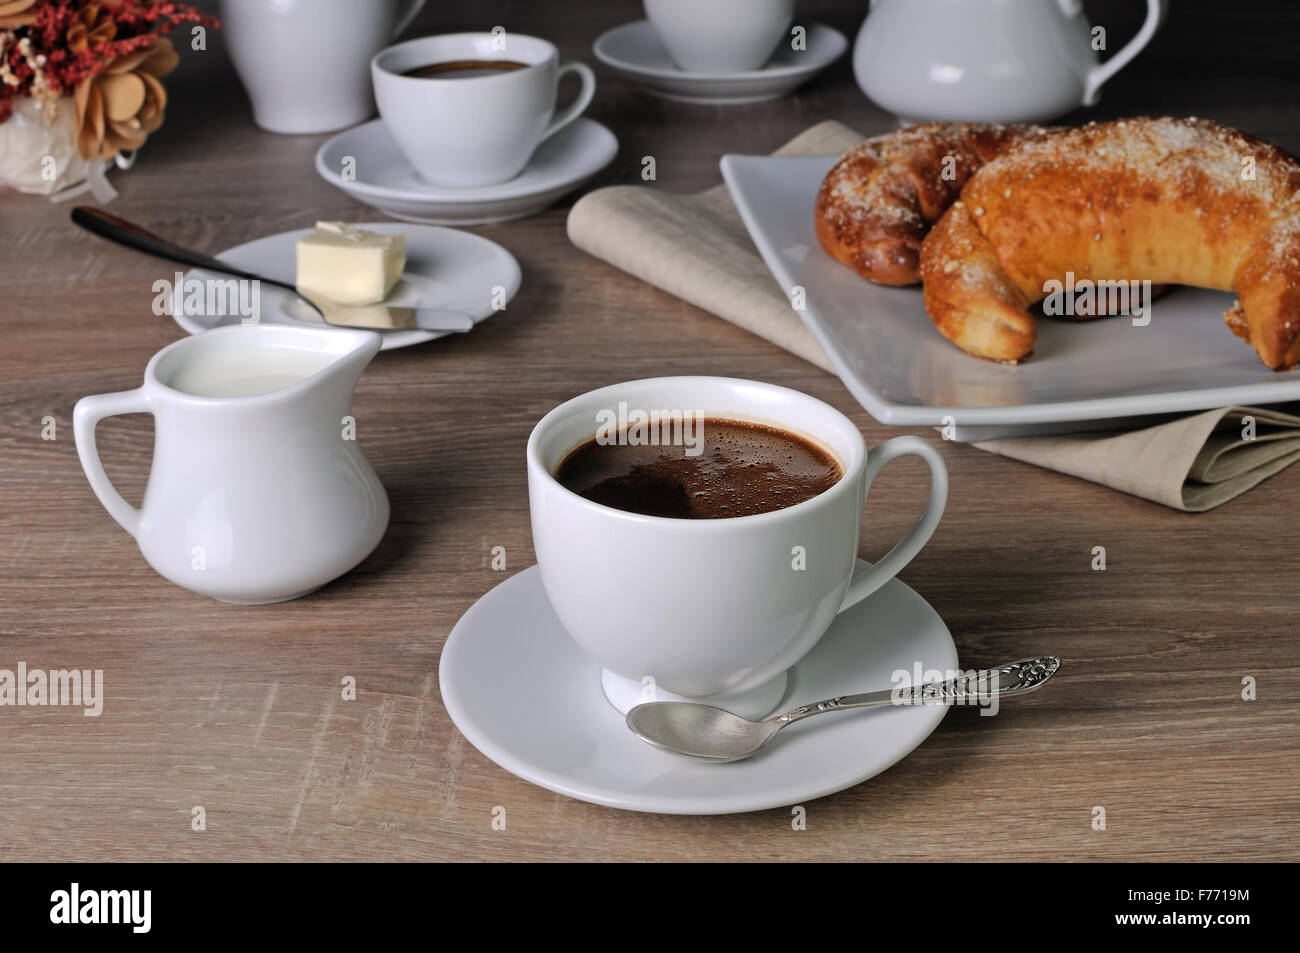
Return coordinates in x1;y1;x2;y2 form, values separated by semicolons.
919;117;1300;369
814;122;1052;285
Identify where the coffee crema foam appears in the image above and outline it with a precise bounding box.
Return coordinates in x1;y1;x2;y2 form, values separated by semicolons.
555;417;842;519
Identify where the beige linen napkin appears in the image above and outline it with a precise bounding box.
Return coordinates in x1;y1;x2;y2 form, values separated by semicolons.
974;406;1300;511
566;121;1300;511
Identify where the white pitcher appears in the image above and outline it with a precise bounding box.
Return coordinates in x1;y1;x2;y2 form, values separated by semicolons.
221;0;427;134
854;0;1165;124
74;325;390;605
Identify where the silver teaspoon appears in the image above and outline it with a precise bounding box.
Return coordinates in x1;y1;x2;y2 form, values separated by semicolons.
626;656;1061;763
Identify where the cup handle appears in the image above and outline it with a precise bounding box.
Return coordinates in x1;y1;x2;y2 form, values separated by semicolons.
391;0;426;38
838;435;948;613
541;61;596;143
1081;0;1163;105
73;388;152;539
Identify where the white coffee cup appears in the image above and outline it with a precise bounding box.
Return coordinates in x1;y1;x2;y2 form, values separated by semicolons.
527;377;947;716
644;0;795;73
372;33;597;188
220;0;426;134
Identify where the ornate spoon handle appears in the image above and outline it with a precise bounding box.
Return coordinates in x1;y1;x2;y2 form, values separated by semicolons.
773;656;1061;726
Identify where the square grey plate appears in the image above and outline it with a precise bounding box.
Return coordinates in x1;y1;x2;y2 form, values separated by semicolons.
721;154;1300;437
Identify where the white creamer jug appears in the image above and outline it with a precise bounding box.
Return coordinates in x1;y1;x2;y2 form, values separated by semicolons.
854;0;1165;124
74;325;390;604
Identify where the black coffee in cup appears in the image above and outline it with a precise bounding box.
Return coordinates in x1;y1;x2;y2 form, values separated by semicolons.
401;59;530;79
555;417;842;519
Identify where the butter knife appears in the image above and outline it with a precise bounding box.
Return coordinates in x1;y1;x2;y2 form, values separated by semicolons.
70;206;474;333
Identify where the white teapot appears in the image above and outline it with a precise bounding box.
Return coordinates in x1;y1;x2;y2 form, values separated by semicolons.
854;0;1165;124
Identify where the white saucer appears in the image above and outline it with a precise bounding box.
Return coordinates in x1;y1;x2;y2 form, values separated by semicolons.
593;20;847;104
171;223;521;350
315;118;618;226
439;561;958;815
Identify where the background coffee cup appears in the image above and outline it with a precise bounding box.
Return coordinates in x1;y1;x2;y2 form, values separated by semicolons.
372;33;596;188
644;0;795;73
527;377;948;715
221;0;426;135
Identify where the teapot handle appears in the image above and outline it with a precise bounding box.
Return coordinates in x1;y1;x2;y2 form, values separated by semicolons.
74;388;151;539
391;0;426;38
1082;0;1164;106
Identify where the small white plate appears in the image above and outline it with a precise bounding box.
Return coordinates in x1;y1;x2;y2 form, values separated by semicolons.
593;20;847;104
439;562;957;815
172;223;521;350
722;154;1300;430
315;118;618;226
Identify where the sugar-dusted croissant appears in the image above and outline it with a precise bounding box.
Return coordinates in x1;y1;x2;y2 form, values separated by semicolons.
919;117;1300;369
815;122;1053;286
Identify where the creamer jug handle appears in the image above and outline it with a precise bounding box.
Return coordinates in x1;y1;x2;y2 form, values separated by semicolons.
74;388;151;538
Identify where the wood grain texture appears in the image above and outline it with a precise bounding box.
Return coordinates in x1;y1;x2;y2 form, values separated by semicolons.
1;0;1296;861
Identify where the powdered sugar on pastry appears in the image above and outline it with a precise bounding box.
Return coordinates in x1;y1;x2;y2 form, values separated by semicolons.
815;122;1053;286
920;117;1300;369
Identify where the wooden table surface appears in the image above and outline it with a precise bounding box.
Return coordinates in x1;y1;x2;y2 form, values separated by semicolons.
2;0;1297;862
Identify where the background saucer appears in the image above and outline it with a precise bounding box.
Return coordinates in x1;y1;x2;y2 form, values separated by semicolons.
315;119;618;225
439;561;958;815
593;20;847;104
172;223;521;350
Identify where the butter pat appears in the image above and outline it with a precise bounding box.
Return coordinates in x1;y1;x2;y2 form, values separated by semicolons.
295;221;406;306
